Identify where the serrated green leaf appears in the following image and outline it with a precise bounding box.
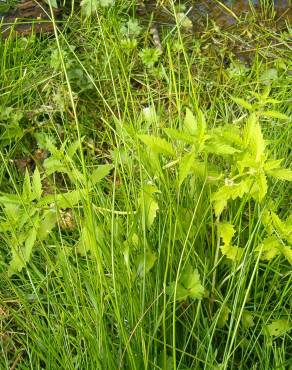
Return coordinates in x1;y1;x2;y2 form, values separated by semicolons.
0;193;23;205
205;141;240;155
166;266;204;301
266;319;290;337
164;128;195;144
267;168;292;181
183;108;197;136
8;227;37;276
59;191;83;208
22;170;32;200
32;168;42;201
271;211;291;242
218;222;235;245
166;282;189;301
67;139;81;158
179;151;195;185
214;198;227;218
221;244;243;261
219;125;244;148
280;245;292;265
212;180;250;215
138;135;175;157
44;157;68;175
180;267;204;300
243;113;258;147
89;164;113;187
264;159;283;171
232;97;253;111
139;185;160;229
250;122;265;162
255;236;281;261
38;209;58;240
257;172;267;201
260;110;289;120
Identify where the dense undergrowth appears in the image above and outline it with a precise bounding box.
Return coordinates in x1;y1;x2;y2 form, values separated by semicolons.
0;0;291;369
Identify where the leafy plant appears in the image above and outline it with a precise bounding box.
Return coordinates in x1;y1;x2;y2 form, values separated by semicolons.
139;47;162;68
0;135;113;275
167;265;204;302
80;0;115;17
136;91;291;265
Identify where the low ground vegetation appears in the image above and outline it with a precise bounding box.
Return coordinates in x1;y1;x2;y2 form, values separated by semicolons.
0;0;291;368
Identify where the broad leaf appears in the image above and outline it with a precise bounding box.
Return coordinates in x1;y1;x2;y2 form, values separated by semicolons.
267;168;292;181
243;113;258;147
89;164;113;187
76;225;92;256
260;110;289;120
183;108;197;136
266;319;290;337
221;244;243;261
136;250;157;277
280;245;292;265
32;167;42;201
212;180;250;216
8;227;37;276
249;122;265;163
271;211;291;242
255;236;281;261
179;151;195;185
164;128;195;144
76;222;104;256
214;198;227;218
232;97;253;111
218;223;235;245
205;141;240;155
44;157;68;175
264;159;283;171
139;184;160;229
22;170;32;201
167;266;204;301
257;172;268;201
242;311;255;330
138;135;175;157
38;209;58;240
217;305;231;328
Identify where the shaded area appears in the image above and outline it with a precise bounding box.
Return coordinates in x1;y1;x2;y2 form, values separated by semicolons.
189;0;291;28
0;0;62;38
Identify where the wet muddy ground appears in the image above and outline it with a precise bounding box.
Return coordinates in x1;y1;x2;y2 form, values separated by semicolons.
136;0;291;63
0;0;291;40
189;0;291;28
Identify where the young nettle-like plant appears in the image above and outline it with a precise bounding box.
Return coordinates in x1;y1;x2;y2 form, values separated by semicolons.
0;106;24;145
0;168;57;276
255;210;292;265
0;136;113;275
137;92;291;264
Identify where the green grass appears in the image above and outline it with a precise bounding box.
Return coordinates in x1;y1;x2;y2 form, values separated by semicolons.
0;1;291;369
